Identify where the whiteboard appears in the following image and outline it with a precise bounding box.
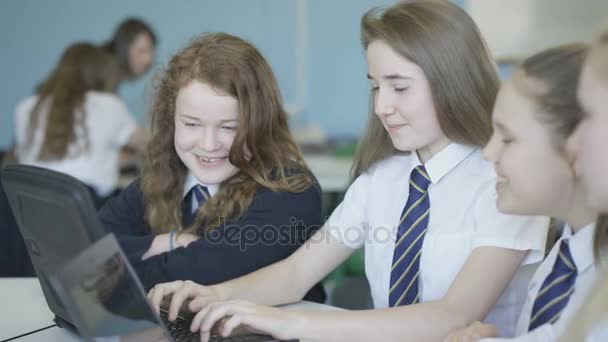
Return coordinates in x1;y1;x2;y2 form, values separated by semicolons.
467;0;608;60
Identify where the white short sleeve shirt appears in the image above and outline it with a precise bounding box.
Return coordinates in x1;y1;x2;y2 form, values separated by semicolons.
482;223;599;342
15;91;137;196
326;143;550;337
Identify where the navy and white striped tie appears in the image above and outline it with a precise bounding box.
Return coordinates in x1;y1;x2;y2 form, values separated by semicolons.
192;184;210;209
187;184;210;223
389;165;431;307
528;240;577;331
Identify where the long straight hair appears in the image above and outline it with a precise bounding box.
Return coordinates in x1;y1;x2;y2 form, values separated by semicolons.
353;0;500;177
142;33;313;234
22;42;119;161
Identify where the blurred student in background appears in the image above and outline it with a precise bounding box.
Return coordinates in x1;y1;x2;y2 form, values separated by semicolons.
15;42;146;208
103;17;157;171
103;17;157;85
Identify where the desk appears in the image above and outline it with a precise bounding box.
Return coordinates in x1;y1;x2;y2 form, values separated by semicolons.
1;278;341;341
8;327;80;342
0;278;55;341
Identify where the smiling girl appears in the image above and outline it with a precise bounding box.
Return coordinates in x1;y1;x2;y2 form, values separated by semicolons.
99;33;326;303
444;43;599;342
150;2;550;341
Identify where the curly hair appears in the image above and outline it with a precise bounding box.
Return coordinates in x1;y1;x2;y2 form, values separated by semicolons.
142;32;312;235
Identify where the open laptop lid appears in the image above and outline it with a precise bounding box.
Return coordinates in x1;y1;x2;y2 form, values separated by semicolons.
49;234;169;342
1;165;107;327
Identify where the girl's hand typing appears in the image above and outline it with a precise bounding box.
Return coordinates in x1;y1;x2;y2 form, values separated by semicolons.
148;280;224;321
190;300;302;342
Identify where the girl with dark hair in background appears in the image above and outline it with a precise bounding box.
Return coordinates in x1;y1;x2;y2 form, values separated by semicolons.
103;17;157;83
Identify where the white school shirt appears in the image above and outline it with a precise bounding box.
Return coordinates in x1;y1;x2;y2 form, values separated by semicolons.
326;143;550;337
15;91;137;196
483;223;598;342
183;173;219;213
587;317;608;342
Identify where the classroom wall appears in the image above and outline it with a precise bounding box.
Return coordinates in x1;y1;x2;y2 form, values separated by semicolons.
1;0;416;149
468;0;608;60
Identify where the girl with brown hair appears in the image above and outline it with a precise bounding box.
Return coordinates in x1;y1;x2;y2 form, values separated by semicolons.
444;43;599;341
15;42;146;207
103;17;157;83
150;2;549;341
99;32;325;303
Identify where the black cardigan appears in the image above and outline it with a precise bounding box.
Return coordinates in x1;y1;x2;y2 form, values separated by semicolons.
99;176;326;303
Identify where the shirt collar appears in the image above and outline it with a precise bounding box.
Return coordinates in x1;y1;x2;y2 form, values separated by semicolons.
561;222;596;274
410;143;477;184
183;173;218;198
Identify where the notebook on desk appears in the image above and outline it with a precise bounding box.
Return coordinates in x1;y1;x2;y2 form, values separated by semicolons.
49;233;294;342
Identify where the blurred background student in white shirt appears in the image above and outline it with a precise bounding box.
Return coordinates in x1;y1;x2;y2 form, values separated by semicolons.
15;42;146;207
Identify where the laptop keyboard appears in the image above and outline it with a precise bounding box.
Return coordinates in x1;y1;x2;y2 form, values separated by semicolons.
160;309;200;342
160;309;279;342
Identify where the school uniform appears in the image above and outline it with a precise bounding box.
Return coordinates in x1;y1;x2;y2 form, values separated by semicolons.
99;172;326;303
15;91;137;198
483;223;598;341
586;320;608;342
325;143;549;337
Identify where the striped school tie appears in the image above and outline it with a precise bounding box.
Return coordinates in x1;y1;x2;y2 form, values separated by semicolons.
192;184;210;209
528;240;577;331
182;184;211;226
389;165;431;307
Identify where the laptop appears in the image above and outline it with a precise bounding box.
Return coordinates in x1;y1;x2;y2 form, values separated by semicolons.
49;233;294;342
1;165;107;330
1;165;295;341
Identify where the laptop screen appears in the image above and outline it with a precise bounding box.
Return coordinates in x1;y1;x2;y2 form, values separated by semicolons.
67;253;161;337
51;235;168;341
